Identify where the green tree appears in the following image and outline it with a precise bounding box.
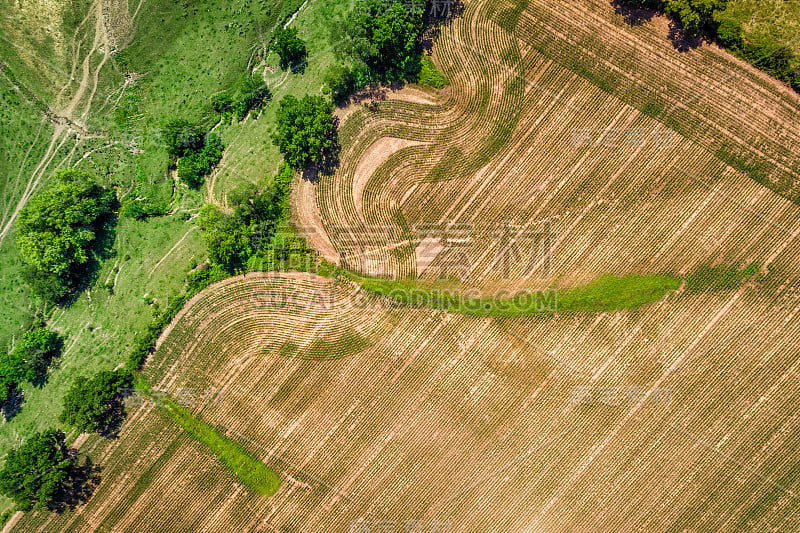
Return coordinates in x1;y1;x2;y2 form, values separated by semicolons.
664;0;727;37
177;135;225;188
198;205;252;272
272;95;336;169
350;0;424;77
273;27;307;69
59;369;133;434
9;328;62;384
0;429;74;511
16;169;114;303
324;63;360;104
161;119;203;158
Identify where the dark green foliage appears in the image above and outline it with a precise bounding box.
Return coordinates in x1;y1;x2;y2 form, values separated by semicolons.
210;92;234;113
664;0;727;37
272;95;336;169
20;266;70;305
714;14;742;47
15;169;115;304
198;206;253;271
59;369;133;434
327;0;426;95
0;429;73;511
177;135;225;188
199;164;295;273
0;328;62;398
350;0;424;77
324;63;362;104
273;27;307;69
161;119;203;158
232;76;272;121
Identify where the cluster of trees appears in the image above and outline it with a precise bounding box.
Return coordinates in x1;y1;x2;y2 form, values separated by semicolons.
0;430;74;511
325;0;428;103
198;164;304;273
626;0;799;90
162;120;225;188
272;95;337;170
210;75;272;123
0;326;62;406
17;169;115;304
59;369;133;435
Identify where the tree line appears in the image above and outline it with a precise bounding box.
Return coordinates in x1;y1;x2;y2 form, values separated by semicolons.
625;0;799;91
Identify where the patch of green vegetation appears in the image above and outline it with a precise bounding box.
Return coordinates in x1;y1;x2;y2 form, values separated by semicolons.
715;143;773;186
424;147;464;183
569;60;620;95
153;393;280;496
277;331;372;360
340;272;681;317
495;0;530;33
417;55;449;89
556;274;681;313
685;262;761;292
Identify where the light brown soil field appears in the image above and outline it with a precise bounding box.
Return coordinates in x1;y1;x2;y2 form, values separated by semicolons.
12;0;800;530
16;272;800;531
296;0;800;290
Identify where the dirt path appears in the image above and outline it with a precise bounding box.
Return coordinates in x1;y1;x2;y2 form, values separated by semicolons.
148;226;199;277
0;0;133;247
291;179;340;265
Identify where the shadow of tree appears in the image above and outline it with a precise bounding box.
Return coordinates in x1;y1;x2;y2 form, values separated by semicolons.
96;398;128;439
1;388;25;422
610;0;659;26
48;454;102;513
667;21;708;52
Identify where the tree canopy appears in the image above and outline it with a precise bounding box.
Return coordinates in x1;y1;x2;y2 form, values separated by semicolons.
161;119;203;158
177;135;225;188
274;27;308;69
664;0;727;36
272;95;336;170
198;164;303;273
59;369;133;435
16;169;114;303
0;327;62;402
0;429;74;511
